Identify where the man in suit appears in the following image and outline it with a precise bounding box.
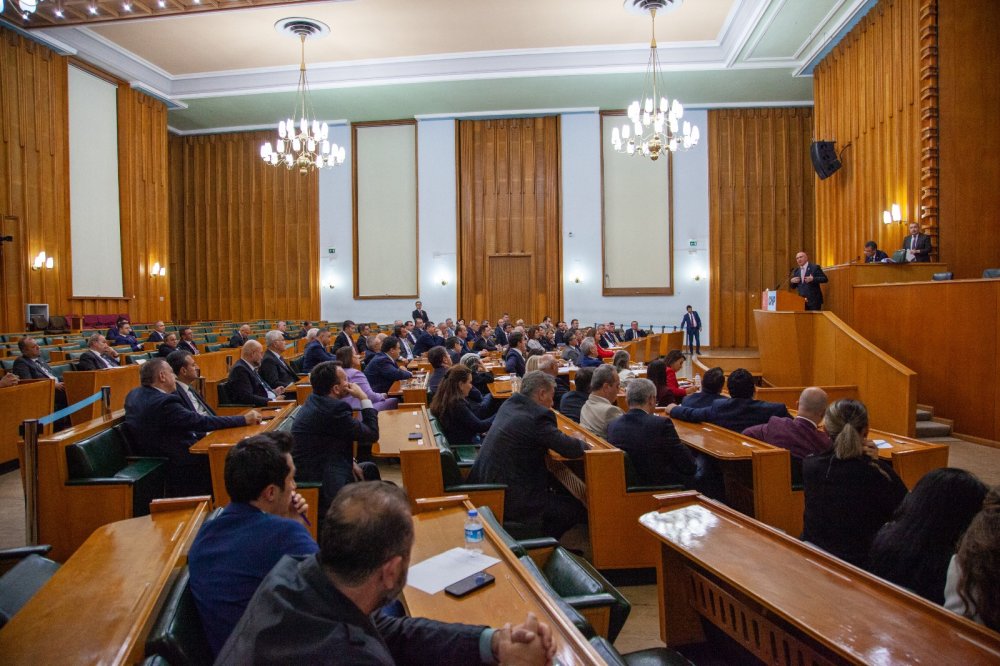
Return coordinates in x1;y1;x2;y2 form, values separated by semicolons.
412;322;443;357
291;361;380;518
467;371;588;539
260;330;299;391
598;324;617;349
743;387;832;461
680;305;703;354
607;322;623;343
147;321;167;343
403;320;419;347
425;345;451;395
167;350;216;416
178;326;200;355
13;336;69;419
393;325;415;361
664;368;789;433
623;321;647;341
536;355;569;408
607;378;697;488
364;336;412;394
109;322;143;351
580;365;623;439
77;333;121;370
275;320;294;341
680;366;727;409
333;320;355;353
494;322;510;347
504;332;527;377
411;300;429;326
227;340;286;407
902;222;932;262
302;329;337;374
229;324;252;348
558;366;592;423
789;251;829;311
124;359;261;497
863;241;890;263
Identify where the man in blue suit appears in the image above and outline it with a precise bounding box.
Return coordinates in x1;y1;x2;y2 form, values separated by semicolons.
229;324;252;348
664;368;788;433
680;305;702;354
413;322;444;356
124;359;261;497
504;332;527;377
363;336;412;394
301;329;336;374
680;366;727;409
789;251;829;311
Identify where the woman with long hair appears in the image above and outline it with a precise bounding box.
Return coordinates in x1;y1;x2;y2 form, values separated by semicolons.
867;468;987;603
612;350;634;384
801;399;908;566
585;327;614;359
429;365;494;444
334;346;397;412
945;486;1000;631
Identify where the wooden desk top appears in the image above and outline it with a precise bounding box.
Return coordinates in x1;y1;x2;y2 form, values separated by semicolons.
664;415;772;459
639;494;1000;663
0;501;210;665
554;411;613;452
387;375;428;398
188;402;296;454
406;501;604;665
489;379;514;399
372;407;435;456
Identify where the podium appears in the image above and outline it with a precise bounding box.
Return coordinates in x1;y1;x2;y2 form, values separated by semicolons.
761;290;805;311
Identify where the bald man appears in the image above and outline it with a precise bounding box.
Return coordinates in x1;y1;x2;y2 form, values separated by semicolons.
742;387;832;461
227;340;286;407
229;324;253;348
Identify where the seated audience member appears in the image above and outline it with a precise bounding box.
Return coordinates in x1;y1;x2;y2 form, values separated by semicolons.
301;329;336;373
394;325;415;360
801;399;908;566
646;359;673;407
623;320;647;341
0;373;18;387
354;323;371;357
607;378;697;488
577;338;602;368
680;366;726;408
147;321;167;343
525;326;545;354
742;387;832;461
430;366;495;444
561;333;582;365
298;321;312;338
302;326;318;343
229;324;252;348
13;337;68;414
468;371;588;539
167;350;216;416
944;486;1000;632
473;324;497;352
77;333;121;370
540;328;557;352
363;336;412;394
275;320;294;341
494;321;510;347
363;333;383;367
260;330;299;390
580;364;623;439
445;336;464;366
559;367;594;423
534;354;569;407
590;326;615;357
188;433;316;656
333;320;356;353
109;322;143;351
662;350;692;404
504;332;527;377
425;346;452;395
227;340;286;407
864;240;890;263
460;353;495;416
868;468;987;604
125;359;261;496
336;346;397;412
106;316;129;342
612;350;634;384
598;323;618;349
177;326;200;355
156;332;179;358
664;368;789;432
413;322;444;356
216;482;555;664
292;361;380;518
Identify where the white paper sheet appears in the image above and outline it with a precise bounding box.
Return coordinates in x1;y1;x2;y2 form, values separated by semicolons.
873;439;893;449
406;547;501;594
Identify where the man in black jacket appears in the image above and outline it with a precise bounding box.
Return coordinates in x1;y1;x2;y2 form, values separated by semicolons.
227;340;286;407
789;251;829;311
260;330;299;390
77;333;121;370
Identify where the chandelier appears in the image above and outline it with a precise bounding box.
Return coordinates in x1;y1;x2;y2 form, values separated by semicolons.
610;0;700;161
260;19;346;174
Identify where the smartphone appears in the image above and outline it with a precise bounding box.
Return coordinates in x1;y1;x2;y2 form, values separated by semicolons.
445;572;495;598
407;432;422;440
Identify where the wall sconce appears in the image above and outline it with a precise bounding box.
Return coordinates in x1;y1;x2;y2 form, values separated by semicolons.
151;262;166;277
31;251;53;271
328;282;335;289
882;204;904;225
693;274;702;282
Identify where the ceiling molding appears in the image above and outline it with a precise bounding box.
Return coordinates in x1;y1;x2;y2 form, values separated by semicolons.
796;0;878;76
168;117;349;136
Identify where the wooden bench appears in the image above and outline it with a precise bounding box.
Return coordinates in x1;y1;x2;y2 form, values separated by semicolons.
0;379;54;465
640;491;1000;663
63;365;140;426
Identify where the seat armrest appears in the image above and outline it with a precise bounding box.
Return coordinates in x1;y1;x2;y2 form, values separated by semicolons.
0;545;53;561
560;592;618;609
66;478;135;486
517;538;561;551
625;483;686;493
446;483;507;492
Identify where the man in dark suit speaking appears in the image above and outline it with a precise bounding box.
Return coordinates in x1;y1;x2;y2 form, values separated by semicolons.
789;251;828;311
902;222;932;262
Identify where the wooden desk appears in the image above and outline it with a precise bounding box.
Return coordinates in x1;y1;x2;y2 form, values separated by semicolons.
865;425;949;489
405;498;604;665
64;365;140;426
188;402;296;454
824;261;948;326
387;375;429;404
639;492;1000;663
0;379;54;464
488;379;514;400
0;500;209;665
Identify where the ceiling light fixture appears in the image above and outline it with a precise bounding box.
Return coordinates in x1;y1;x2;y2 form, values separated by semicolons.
260;18;345;174
610;0;699;161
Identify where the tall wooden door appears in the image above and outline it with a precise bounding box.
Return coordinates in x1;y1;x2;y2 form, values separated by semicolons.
457;117;561;323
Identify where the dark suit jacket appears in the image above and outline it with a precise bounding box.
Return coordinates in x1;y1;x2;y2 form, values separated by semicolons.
178;340;200;355
411;309;429;324
124;385;245;497
494;328;509;347
790;263;829;308
332;331;353;353
903;233;932;262
865;250;889;263
175;383;217;416
412;332;443;357
12;356;57;380
680;310;702;332
504;349;526;377
77;350;118;371
467;392;585;522
260;350;298;389
301;340;335;373
607;409;697;487
623;328;648;341
680;391;726;409
147;330;166;343
558;390;588;423
227;359;271;407
363;352;412;394
291;394;379;515
228;332;249;348
157;343;179;358
669;396;789;434
434;399;494;444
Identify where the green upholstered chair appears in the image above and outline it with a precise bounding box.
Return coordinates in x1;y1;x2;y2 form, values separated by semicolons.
0;546;60;629
144;567;213;666
589;636;694;666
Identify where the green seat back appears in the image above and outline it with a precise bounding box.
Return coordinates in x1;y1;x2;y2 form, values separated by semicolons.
66;428;129;478
144;567;213;666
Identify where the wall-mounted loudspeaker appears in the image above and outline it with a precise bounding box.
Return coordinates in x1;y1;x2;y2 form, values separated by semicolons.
810;140;842;180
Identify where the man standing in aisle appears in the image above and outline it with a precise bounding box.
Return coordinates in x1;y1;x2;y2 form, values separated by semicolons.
680;305;702;355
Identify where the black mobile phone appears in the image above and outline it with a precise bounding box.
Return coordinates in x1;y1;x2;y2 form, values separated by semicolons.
407;432;422;440
445;572;495;598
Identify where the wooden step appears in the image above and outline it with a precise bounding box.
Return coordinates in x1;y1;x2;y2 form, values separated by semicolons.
915;420;952;438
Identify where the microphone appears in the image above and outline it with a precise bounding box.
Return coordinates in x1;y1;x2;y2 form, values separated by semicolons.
773;268;795;291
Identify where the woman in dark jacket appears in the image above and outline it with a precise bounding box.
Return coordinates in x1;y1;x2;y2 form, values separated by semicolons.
801;399;908;566
429;365;494;444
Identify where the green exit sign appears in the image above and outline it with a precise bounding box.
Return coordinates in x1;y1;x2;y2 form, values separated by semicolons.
688;239;698;248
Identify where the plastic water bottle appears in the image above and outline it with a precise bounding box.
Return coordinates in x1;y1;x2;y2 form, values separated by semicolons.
694;374;702;391
464;509;484;552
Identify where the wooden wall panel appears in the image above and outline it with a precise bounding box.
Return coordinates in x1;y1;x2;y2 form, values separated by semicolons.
457;117;561;323
813;0;932;267
708;108;815;349
168;131;319;322
938;0;1000;278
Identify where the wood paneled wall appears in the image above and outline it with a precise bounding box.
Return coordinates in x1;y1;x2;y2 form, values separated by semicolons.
457;117;561;323
168;131;319;322
708;108;815;349
813;0;933;266
0;28;169;331
938;0;1000;278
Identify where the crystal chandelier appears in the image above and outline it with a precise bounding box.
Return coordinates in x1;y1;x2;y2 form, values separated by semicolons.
260;19;345;174
610;0;700;161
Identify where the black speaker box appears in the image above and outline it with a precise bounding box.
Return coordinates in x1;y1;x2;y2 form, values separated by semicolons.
810;140;842;180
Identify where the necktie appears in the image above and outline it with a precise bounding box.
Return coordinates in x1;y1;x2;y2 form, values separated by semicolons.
184;383;210;416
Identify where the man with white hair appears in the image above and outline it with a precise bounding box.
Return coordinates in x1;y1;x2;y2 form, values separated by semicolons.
147;320;167;343
227;340;286;407
77;333;120;370
261;329;299;390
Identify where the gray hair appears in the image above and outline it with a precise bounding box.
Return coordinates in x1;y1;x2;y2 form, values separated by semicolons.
87;333;104;348
519;370;555;397
460;353;481;371
264;330;285;346
591;364;618;391
537;355;558;372
626;378;656;407
580;338;596;356
305;328;320;342
612;350;630;370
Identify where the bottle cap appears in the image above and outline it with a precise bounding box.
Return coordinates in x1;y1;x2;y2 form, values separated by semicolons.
468;509;478;518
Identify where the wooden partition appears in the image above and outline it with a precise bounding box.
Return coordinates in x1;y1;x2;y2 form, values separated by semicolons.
852;278;1000;442
0;380;54;464
753;310;916;436
619;331;684;363
755;385;858;410
193;348;238;381
823;262;947;326
63;366;140;426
